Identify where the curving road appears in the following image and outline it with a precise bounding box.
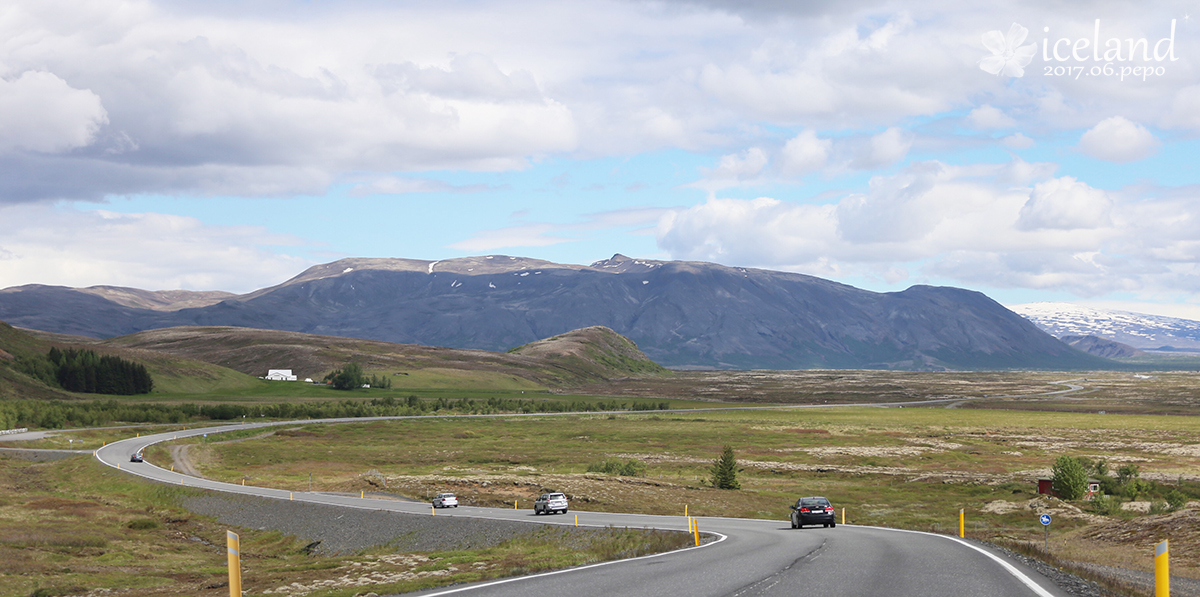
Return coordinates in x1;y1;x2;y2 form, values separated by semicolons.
95;418;1069;597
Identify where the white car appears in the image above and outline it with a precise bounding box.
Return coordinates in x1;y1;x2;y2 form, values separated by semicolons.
432;493;459;508
534;492;568;515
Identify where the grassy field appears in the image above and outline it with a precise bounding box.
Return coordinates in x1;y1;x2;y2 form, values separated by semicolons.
6;368;1200;596
0;454;692;597
155;406;1200;586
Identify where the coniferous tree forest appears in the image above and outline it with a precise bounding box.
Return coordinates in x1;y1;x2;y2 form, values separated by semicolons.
47;348;153;395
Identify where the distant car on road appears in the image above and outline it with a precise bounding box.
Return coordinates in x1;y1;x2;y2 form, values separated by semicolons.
790;496;836;528
534;492;568;515
432;493;458;508
129;453;144;463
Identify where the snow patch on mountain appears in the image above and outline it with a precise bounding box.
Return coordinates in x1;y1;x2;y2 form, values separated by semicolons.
1009;302;1200;350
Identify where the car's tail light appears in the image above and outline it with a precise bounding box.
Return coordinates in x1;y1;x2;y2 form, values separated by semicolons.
800;508;810;513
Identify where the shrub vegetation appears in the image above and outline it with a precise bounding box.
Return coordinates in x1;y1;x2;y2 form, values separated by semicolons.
586;459;646;477
1050;455;1087;500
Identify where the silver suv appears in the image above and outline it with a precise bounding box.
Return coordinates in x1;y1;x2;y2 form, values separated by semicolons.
432;493;458;508
534;492;568;515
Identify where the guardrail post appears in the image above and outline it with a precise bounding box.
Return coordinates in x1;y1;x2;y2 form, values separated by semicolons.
1156;539;1169;597
227;530;242;597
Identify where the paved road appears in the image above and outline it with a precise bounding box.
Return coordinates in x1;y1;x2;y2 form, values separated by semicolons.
93;418;1070;597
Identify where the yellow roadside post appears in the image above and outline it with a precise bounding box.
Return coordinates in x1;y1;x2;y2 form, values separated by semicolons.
959;509;965;538
685;504;688;517
117;463;120;470
361;490;364;499
575;514;578;527
226;530;242;597
290;492;293;501
693;521;700;546
241;479;245;486
842;508;846;525
514;500;518;510
1156;540;1169;597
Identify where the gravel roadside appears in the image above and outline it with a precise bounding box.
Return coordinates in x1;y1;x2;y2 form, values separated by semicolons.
183;492;593;555
982;541;1200;597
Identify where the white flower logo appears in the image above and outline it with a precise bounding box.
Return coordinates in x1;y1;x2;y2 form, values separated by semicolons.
980;23;1037;77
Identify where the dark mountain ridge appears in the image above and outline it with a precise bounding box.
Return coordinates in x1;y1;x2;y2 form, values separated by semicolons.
0;254;1108;371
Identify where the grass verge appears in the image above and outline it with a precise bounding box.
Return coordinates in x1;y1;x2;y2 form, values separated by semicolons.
0;454;693;597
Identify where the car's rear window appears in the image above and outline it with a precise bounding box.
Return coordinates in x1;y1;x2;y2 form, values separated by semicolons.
800;498;829;507
550;493;565;499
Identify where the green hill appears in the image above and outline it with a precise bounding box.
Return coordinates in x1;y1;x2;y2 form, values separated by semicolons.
509;326;670;383
0;322;72;400
102;325;669;390
0;321;262;399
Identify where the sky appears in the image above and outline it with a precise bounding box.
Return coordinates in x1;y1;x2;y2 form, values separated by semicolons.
2;0;1200;319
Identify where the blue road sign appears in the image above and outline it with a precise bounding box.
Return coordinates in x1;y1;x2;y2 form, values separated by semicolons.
1039;514;1052;526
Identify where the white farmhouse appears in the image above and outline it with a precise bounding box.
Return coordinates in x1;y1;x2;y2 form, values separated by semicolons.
265;369;298;381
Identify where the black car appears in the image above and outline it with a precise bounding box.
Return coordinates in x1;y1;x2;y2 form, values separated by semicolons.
790;496;836;529
130;453;144;463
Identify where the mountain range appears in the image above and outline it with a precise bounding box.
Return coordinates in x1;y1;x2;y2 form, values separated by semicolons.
0;255;1109;371
1009;302;1200;351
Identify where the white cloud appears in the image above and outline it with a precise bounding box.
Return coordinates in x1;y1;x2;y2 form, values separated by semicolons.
836;162;942;243
968;104;1016;129
779;129;831;175
449;206;672;251
656;159;1200;296
1165;85;1200;129
688;147;770;193
996;157;1055;185
1078;117;1159;163
1001;133;1035;149
851;127;912;169
0;71;108;153
0;205;310;293
657;196;840;267
710;147;769;179
1017;177;1113;231
0;1;1194;205
347;176;491;196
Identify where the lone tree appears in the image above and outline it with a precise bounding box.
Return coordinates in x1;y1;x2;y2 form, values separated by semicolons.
1051;455;1088;500
711;445;741;490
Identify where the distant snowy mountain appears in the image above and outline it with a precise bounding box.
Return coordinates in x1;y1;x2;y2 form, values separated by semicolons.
1009;302;1200;350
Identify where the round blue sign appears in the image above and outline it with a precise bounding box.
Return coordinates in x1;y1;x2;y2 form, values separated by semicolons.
1039;514;1052;526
